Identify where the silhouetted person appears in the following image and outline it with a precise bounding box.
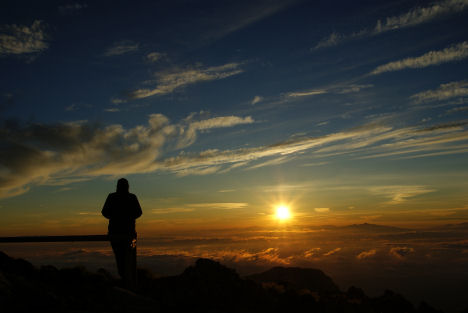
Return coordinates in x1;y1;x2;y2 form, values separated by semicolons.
102;178;142;289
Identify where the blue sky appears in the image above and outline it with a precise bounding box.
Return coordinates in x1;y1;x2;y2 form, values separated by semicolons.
1;0;468;234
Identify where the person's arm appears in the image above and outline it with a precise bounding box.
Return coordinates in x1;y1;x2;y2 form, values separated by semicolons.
101;194;113;219
132;195;142;219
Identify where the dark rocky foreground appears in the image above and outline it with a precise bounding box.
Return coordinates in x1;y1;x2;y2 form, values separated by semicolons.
0;250;458;313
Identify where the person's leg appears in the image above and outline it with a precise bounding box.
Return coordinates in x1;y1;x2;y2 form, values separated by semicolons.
129;238;137;289
122;237;137;290
111;239;125;278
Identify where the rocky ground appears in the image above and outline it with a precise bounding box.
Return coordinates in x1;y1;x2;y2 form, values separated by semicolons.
0;250;460;313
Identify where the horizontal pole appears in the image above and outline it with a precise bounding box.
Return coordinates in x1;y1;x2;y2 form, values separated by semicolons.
0;235;109;243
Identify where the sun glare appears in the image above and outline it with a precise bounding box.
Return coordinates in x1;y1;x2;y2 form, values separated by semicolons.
275;205;291;220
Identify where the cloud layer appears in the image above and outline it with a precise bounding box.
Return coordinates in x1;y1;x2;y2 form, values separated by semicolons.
370;186;435;204
0;20;48;55
285;84;372;98
315;0;468;49
0;113;253;198
104;41;139;56
1;113;468;198
129;63;243;99
411;80;468;103
370;42;468;75
145;52;165;63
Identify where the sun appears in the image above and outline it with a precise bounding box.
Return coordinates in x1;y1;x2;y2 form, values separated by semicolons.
275;205;291;220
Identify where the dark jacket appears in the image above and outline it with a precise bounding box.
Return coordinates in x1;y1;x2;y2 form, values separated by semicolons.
102;192;142;236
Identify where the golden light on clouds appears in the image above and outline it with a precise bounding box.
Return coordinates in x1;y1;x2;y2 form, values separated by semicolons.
315;207;330;213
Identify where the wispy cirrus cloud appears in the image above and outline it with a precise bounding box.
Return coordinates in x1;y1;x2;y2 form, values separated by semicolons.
152;208;195;214
145;51;165;63
370;42;468;75
446;106;468;115
104;41;139;56
2;113;468;198
58;3;88;15
314;32;343;50
128;63;243;99
370;185;435;204
104;108;120;112
411;80;468;103
300;161;329;167
162;125;372;174
0;113;253;198
246;156;290;170
287;90;327;97
187;202;248;210
176;113;254;149
315;0;468;49
0;20;48;56
0;114;169;197
173;166;223;177
285;84;373;98
164;120;468;177
373;0;468;31
251;95;263;105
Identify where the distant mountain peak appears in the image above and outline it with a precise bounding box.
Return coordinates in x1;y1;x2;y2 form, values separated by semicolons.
181;258;239;282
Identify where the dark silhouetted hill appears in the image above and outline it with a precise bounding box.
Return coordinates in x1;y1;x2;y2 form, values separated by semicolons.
0;251;156;312
247;266;340;293
0;251;449;313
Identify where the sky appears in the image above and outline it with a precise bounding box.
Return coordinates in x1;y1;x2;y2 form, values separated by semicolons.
1;0;468;230
1;0;468;310
1;0;468;235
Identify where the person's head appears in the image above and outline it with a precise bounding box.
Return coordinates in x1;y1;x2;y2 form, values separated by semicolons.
116;178;129;193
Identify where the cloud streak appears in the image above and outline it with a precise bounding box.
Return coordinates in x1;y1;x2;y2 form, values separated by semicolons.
370;42;468;75
129;63;243;99
152;208;195;214
187;202;248;210
372;0;468;33
370;186;435;204
165;120;468;178
246;156;290;170
104;41;139;56
0;113;253;198
251;96;263;105
1;114;468;198
176;113;254;149
315;0;468;49
145;52;165;63
285;84;372;98
411;80;468;103
0;20;48;56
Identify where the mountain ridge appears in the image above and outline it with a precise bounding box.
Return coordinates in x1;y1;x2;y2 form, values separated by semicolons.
0;250;451;313
247;266;340;293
